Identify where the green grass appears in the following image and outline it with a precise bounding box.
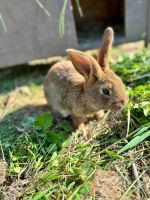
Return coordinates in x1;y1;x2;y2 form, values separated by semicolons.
0;48;150;199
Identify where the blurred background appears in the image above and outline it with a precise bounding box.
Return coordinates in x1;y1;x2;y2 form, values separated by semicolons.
0;0;150;68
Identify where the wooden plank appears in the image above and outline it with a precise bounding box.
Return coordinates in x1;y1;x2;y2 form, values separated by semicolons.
144;0;150;47
0;0;78;68
125;0;147;41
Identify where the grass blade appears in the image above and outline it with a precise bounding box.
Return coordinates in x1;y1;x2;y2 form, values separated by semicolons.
118;130;150;154
0;14;7;33
35;0;51;17
75;0;83;17
59;0;68;38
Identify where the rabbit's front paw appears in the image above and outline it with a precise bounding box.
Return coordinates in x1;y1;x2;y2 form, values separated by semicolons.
71;115;88;137
78;123;87;137
96;110;105;120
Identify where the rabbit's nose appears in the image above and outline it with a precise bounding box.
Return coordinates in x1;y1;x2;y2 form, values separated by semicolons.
121;99;125;105
121;97;128;105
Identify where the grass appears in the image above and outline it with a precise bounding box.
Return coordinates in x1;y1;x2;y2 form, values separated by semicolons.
0;48;150;199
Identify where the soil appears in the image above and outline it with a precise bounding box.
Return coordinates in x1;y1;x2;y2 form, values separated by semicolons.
92;170;139;200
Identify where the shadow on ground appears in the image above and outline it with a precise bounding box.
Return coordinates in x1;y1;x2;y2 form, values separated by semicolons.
0;64;50;95
0;55;66;95
0;104;50;148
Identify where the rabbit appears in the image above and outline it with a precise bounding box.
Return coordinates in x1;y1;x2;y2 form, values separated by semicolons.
44;27;128;135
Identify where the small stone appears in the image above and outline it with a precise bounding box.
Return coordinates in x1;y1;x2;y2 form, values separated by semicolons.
18;86;31;95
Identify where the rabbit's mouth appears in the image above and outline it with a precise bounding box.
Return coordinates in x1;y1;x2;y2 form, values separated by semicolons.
111;101;124;110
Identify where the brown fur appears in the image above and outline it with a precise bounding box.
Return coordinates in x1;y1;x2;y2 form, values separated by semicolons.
44;27;128;135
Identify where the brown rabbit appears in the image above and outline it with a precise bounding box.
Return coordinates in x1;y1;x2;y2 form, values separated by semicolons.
44;27;128;134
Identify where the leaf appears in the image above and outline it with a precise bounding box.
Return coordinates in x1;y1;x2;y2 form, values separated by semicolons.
56;121;71;132
46;131;68;144
29;188;50;200
46;144;57;154
68;182;91;200
13;166;22;173
50;151;57;161
71;167;82;175
118;130;150;154
105;149;123;159
134;124;150;137
34;113;53;130
62;130;80;147
83;147;92;159
67;181;75;190
78;182;91;195
52;159;59;167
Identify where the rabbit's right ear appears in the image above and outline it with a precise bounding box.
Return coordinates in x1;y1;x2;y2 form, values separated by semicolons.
98;27;113;70
66;49;102;83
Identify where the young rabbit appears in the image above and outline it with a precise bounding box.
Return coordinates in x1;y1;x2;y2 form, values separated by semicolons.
44;27;128;134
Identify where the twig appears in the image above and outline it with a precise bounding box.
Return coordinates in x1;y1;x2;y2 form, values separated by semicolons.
127;73;150;82
126;108;130;138
28;56;65;66
120;167;149;200
0;89;17;120
132;162;149;198
115;165;131;185
0;143;5;161
122;132;149;198
132;163;142;189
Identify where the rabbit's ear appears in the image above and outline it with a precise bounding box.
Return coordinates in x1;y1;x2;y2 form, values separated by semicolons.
98;27;113;70
66;49;102;82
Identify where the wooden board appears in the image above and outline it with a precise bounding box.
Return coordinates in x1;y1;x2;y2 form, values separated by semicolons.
125;0;147;41
144;0;150;47
0;0;78;68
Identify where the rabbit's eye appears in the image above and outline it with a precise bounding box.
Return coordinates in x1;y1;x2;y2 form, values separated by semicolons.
102;88;110;96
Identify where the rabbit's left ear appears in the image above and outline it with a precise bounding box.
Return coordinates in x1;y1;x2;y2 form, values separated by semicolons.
98;27;113;70
66;49;102;83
